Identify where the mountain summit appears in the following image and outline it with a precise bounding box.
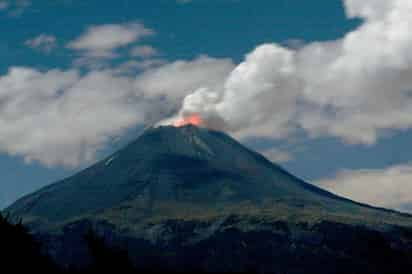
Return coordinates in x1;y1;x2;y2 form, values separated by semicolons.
7;125;400;226
6;125;412;273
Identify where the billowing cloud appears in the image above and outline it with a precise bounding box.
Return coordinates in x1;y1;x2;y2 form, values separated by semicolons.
0;68;144;167
135;56;235;101
136;56;235;126
0;55;232;167
5;0;412;169
316;164;412;212
165;0;412;145
25;34;57;53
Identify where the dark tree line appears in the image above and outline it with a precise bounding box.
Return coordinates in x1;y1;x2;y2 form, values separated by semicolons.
0;213;140;273
0;213;220;274
0;213;58;272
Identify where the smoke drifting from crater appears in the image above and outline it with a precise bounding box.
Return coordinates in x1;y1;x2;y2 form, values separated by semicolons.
2;0;412;168
165;0;412;144
173;113;203;127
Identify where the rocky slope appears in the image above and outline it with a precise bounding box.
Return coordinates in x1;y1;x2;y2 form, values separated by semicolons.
6;125;412;273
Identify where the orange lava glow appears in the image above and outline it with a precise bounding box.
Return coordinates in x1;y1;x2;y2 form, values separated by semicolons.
173;114;203;127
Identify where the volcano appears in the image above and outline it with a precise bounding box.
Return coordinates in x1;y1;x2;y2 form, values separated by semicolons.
6;125;412;273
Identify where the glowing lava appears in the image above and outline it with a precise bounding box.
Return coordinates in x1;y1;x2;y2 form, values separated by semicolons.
173;114;203;127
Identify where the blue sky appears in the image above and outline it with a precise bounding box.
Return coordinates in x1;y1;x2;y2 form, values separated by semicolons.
1;0;412;212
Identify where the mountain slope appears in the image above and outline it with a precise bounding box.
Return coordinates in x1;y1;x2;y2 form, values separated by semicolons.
5;125;412;273
7;125;411;228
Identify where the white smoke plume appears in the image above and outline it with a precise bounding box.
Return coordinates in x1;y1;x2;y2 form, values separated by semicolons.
0;56;233;167
168;0;412;145
2;0;412;168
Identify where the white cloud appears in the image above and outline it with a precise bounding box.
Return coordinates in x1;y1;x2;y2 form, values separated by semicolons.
5;0;412;170
135;56;235;100
0;55;233;167
0;67;146;167
135;59;167;70
109;59;167;76
68;22;153;52
170;44;300;138
25;34;57;53
316;164;412;212
130;45;158;58
164;0;412;145
136;56;235;127
67;22;154;63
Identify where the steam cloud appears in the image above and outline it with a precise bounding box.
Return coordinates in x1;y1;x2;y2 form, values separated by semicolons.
0;57;233;167
2;0;412;168
169;0;412;145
